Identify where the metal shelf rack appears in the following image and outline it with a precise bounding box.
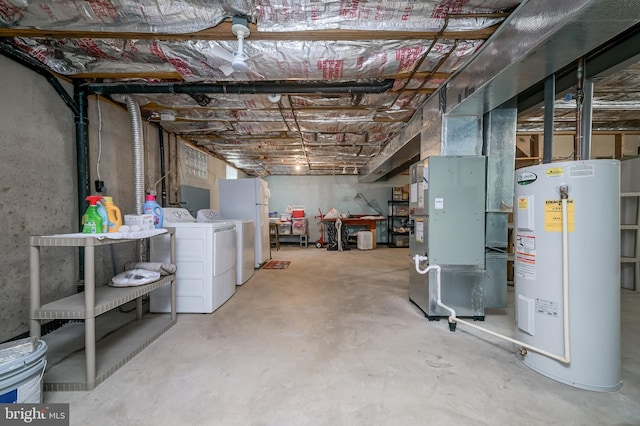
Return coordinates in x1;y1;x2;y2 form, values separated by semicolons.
621;192;640;291
387;199;409;247
29;229;177;391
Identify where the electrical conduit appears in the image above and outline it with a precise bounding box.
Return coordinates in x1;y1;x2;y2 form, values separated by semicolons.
414;185;572;365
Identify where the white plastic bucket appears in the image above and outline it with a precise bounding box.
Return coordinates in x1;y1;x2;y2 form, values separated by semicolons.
0;340;47;403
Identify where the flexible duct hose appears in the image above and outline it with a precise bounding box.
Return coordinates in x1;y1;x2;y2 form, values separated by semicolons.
124;96;146;261
125;96;145;214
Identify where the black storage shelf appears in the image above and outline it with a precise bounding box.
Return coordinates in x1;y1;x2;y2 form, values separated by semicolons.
387;199;409;248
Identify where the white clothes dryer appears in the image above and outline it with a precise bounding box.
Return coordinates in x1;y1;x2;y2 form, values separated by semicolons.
197;209;255;285
150;208;236;313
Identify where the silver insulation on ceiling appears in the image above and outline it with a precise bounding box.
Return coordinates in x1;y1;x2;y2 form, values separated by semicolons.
0;1;518;32
518;63;640;132
0;0;522;176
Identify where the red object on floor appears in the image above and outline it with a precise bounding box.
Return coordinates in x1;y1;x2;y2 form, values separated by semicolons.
262;260;291;269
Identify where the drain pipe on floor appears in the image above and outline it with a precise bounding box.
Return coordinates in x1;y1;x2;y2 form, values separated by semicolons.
413;250;571;364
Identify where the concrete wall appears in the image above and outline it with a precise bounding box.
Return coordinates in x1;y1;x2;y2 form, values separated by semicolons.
0;57;169;342
87;98;146;282
175;139;232;213
0;55;78;341
265;174;409;244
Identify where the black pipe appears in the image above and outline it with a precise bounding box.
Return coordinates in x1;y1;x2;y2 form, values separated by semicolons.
542;74;555;164
159;127;167;207
74;82;90;291
85;80;395;96
0;43;79;116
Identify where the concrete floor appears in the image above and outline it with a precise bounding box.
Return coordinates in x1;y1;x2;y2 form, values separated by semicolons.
47;246;640;425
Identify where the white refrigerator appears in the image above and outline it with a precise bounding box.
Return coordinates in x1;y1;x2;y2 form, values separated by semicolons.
219;178;270;268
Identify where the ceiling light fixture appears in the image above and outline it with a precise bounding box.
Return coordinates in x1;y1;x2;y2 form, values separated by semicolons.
353;167;358;175
342;166;347;174
160;112;176;122
268;93;282;103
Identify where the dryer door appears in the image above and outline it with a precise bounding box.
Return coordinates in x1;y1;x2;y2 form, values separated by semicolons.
213;228;236;277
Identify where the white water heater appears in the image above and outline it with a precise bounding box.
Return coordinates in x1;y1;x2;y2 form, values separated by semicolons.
514;159;621;392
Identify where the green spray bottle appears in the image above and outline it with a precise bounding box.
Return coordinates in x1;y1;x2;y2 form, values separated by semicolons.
82;195;104;234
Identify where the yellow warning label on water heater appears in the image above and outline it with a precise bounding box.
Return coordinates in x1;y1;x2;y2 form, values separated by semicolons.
544;200;574;232
518;197;528;209
546;167;564;177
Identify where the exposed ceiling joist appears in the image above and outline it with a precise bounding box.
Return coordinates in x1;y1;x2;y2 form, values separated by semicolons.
0;21;503;42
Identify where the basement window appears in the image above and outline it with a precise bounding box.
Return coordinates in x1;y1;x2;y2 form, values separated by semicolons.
226;164;238;179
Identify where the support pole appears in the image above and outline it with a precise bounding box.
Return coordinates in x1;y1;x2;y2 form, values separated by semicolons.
74;83;90;291
542;74;555;164
581;78;594;160
574;58;585;161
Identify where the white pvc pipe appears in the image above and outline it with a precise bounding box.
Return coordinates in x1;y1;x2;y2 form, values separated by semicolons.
559;187;571;363
413;220;572;364
414;256;455;318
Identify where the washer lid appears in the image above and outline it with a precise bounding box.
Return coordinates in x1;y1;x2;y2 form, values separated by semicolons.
162;208;196;224
196;209;223;222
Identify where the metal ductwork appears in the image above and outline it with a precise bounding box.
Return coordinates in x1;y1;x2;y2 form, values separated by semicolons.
124;96;146;262
363;0;640;180
446;0;640;118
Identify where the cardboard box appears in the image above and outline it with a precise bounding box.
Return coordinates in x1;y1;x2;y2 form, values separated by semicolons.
392;206;409;216
392;187;404;201
124;214;155;231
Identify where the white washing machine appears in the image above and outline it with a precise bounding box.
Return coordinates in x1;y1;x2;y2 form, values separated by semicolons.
150;208;236;313
197;209;255;285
